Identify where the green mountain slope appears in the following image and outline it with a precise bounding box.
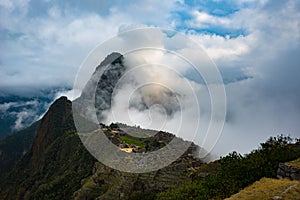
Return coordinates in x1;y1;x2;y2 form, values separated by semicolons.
0;120;39;173
0;97;96;200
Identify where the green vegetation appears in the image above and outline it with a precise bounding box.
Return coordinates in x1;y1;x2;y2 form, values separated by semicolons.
157;135;300;200
0;121;39;173
120;136;146;148
226;178;300;200
1;129;96;200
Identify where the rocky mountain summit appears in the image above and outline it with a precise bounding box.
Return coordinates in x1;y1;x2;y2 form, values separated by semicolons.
73;52;125;122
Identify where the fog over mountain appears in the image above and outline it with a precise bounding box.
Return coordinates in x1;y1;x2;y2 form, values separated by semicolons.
1;0;299;156
71;24;300;158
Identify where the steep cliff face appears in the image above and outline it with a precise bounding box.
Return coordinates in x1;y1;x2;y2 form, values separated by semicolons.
73;52;125;122
31;96;73;167
0;96;96;200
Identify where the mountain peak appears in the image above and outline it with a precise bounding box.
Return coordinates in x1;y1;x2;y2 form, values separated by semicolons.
31;96;73;166
99;52;122;66
51;95;71;106
74;52;126;123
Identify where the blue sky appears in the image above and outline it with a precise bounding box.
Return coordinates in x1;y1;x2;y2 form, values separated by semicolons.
0;0;300;155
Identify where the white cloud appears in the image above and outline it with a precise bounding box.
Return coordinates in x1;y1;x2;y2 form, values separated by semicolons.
0;0;183;93
0;99;42;131
0;0;14;10
48;6;61;18
0;100;38;112
188;33;254;60
54;88;81;101
0;12;131;93
188;10;231;29
196;0;300;155
13;110;34;130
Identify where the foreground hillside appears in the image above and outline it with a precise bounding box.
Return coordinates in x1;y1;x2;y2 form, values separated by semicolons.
226;158;300;200
157;137;300;199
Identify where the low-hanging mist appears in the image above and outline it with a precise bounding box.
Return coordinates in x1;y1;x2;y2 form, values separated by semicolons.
70;7;300;159
73;31;226;161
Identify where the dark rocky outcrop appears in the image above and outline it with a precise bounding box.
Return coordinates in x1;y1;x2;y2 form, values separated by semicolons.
73;52;125;123
277;162;300;180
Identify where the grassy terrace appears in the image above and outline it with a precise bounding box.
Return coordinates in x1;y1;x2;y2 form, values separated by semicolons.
286;157;300;169
119;136;146;148
226;178;300;200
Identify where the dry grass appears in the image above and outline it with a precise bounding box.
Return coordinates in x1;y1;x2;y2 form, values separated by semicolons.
226;177;300;200
286;157;300;169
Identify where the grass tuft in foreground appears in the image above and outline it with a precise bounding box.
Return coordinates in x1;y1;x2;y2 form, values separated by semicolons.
226;177;300;200
286;157;300;169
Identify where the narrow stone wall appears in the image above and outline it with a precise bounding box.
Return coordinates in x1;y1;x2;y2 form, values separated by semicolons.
277;163;300;180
